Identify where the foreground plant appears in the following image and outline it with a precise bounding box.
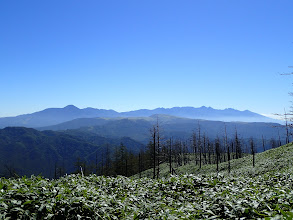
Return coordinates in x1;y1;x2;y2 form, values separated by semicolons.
1;171;293;219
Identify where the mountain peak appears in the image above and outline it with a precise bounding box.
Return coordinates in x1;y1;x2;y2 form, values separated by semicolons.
224;108;236;111
64;105;79;110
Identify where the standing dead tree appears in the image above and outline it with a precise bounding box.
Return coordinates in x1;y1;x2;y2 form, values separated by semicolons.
198;122;202;169
215;137;221;173
150;118;163;179
250;138;256;167
167;138;173;175
192;131;197;165
225;125;231;173
279;67;293;143
272;111;290;147
156;120;161;179
151;125;157;179
234;128;242;159
262;135;266;152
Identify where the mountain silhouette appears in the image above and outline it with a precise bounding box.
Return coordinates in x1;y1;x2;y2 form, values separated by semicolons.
0;105;279;128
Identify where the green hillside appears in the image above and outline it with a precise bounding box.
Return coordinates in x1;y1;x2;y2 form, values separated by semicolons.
0;127;144;178
1;143;293;219
135;142;293;179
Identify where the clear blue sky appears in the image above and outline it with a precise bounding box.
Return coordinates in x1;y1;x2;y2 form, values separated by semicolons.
0;0;293;117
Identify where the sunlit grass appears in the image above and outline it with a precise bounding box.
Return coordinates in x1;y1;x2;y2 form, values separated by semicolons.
1;143;293;219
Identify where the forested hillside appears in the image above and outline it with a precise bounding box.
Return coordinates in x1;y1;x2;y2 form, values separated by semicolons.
0;127;144;178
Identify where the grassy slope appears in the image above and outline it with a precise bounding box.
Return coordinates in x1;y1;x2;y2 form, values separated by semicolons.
135;142;293;179
1;143;293;219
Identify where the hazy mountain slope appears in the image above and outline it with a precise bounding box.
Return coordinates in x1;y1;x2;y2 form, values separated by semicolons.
39;117;112;131
43;115;285;148
0;105;279;128
121;106;276;122
0;105;120;128
77;118;154;144
62;129;145;154
0;127;144;178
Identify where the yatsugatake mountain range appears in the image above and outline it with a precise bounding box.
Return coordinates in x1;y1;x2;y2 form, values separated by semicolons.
0;105;280;128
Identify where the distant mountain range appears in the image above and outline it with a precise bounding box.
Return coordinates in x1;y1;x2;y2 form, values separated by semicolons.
0;105;280;128
0;106;286;178
40;115;284;147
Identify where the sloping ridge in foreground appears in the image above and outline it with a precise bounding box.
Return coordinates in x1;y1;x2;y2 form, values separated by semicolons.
2;143;293;219
135;142;293;178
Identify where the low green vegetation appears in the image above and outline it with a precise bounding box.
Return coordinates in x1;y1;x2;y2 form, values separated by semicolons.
1;143;293;219
136;141;293;179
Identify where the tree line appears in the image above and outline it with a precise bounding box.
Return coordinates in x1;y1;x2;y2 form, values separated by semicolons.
68;121;285;179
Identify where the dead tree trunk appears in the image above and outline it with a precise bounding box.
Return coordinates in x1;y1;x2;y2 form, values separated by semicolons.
262;135;266;152
198;122;202;169
250;138;255;167
215;138;220;173
151;125;157;179
225;125;230;173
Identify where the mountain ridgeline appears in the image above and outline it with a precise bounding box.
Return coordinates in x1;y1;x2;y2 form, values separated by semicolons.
0;105;280;128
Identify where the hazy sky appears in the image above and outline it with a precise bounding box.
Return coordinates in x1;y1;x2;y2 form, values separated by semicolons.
1;0;293;117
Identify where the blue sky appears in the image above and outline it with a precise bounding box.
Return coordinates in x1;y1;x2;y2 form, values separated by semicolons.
0;0;293;117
